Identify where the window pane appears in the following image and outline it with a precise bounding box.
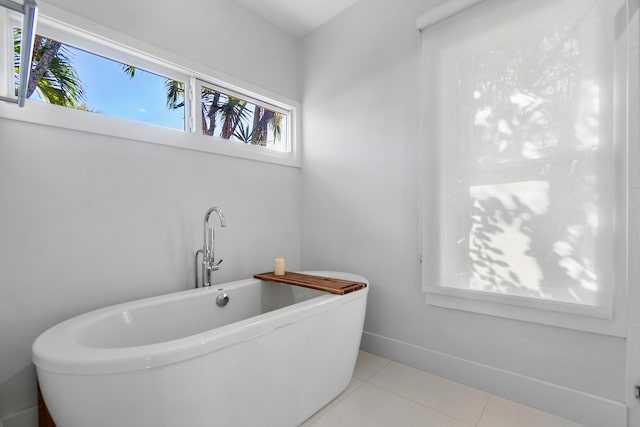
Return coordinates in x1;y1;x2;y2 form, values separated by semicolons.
13;29;185;130
422;0;617;309
201;84;288;152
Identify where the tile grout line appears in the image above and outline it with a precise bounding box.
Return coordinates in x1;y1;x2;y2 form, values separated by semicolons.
333;377;366;406
303;377;367;426
475;394;494;427
311;352;390;424
354;356;392;382
363;381;476;427
366;361;488;427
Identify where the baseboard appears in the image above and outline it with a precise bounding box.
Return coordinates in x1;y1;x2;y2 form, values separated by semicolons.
361;331;627;427
1;406;38;427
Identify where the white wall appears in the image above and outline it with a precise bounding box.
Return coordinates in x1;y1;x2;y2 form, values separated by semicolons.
0;0;301;425
43;0;301;101
300;0;632;426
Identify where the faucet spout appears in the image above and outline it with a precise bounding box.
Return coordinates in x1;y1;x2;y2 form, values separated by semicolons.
205;207;226;228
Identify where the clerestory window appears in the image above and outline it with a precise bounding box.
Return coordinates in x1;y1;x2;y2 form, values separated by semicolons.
13;29;186;130
0;5;298;166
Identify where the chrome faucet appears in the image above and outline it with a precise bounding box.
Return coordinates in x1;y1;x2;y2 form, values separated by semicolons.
195;207;226;288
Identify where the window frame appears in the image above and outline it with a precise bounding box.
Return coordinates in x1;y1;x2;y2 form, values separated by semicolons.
195;79;292;152
0;2;301;167
417;0;630;337
0;8;11;99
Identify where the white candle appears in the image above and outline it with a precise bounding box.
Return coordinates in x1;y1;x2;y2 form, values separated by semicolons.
274;257;285;276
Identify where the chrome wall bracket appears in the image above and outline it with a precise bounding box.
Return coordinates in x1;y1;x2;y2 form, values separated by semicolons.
0;0;37;107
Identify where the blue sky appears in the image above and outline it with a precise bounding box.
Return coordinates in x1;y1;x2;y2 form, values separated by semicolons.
63;46;185;130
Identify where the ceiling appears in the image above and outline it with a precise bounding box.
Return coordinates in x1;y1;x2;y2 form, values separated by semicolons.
234;0;359;38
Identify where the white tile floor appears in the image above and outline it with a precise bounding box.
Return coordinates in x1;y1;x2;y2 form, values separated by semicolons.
300;351;586;427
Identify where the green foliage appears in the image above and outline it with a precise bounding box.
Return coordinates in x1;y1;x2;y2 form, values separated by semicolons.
232;121;257;143
270;112;283;142
165;79;185;109
219;96;249;139
121;64;137;79
14;29;85;107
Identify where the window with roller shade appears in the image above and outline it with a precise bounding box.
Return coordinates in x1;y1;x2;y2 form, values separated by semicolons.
419;0;629;334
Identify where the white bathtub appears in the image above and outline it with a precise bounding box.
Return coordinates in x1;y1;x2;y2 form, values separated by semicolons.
33;271;368;427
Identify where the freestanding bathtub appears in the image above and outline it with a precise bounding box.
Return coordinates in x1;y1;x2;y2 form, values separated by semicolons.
33;271;368;427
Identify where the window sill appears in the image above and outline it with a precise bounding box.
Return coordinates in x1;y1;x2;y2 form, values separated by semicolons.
423;284;627;337
0;99;301;168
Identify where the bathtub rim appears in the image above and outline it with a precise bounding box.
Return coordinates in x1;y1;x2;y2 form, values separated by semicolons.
32;271;368;375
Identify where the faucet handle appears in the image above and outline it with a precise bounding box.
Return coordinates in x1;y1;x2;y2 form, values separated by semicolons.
210;259;223;271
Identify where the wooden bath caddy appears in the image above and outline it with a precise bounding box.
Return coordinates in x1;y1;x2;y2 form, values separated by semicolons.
253;272;366;295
